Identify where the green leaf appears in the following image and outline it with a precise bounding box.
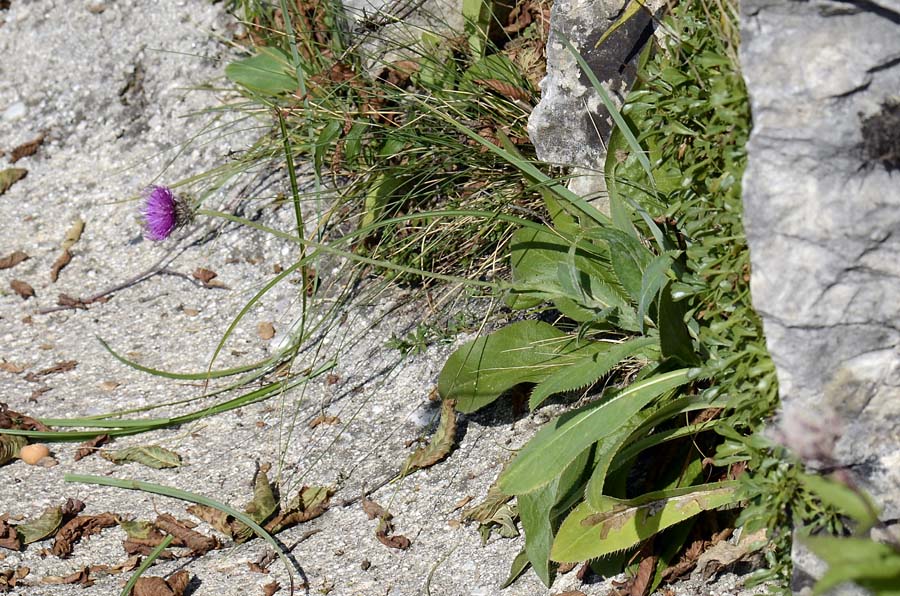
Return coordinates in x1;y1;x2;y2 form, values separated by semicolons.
518;480;559;586
637;252;677;333
501;549;531;588
462;0;492;58
529;337;656;409
499;369;692;495
225;47;297;96
798;473;880;530
17;505;63;544
518;449;592;587
583;227;653;303
658;283;700;365
439;321;606;413
806;536;900;595
0;434;26;465
551;482;740;562
584;415;647;507
101;445;182;469
400;398;457;475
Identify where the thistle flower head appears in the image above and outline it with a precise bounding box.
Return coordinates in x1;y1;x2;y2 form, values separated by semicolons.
141;185;190;241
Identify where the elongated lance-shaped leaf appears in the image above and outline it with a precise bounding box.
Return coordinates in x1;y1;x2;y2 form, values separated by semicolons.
439;320;610;413
637;252;678;333
499;369;692;495
17;505;64;544
101;445;182;469
529;337;657;410
400;398;457;475
584;415;648;508
805;536;900;595
551;482;741;562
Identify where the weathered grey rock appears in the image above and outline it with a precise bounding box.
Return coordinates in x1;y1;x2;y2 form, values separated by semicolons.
527;0;660;204
741;0;900;589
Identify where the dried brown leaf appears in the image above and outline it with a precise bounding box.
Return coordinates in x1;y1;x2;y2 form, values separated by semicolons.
473;79;532;102
42;567;93;587
629;555;657;596
400;398;456;475
9;134;44;163
263;486;332;535
133;570;190;596
154;514;219;555
192;268;217;283
0;402;52;431
74;434;110;461
361;498;391;521
0;519;22;551
10;280;34;299
22;361;77;382
0;251;28;270
308;414;340;428
262;581;281;595
375;525;410;550
257;322;275;340
0;361;25;374
57;293;88;309
49;249;72;282
51;512;119;558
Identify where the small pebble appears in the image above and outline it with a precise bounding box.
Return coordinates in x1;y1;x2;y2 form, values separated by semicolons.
360;559;371;571
2;101;26;122
18;443;50;465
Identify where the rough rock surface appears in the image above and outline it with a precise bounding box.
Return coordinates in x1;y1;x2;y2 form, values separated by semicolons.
740;0;900;590
527;0;659;203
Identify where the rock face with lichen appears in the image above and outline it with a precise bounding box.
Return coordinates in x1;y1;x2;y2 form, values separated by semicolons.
526;0;660;203
740;0;900;589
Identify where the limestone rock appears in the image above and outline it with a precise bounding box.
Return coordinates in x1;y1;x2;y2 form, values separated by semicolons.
527;0;660;203
740;0;900;524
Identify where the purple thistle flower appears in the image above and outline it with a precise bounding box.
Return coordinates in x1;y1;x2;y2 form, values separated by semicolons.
141;185;190;241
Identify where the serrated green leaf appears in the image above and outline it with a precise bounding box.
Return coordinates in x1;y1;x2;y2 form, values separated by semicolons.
401;398;457;475
529;337;656;409
225;47;297;96
551;482;740;562
17;505;63;544
101;445;182;469
584;416;647;507
439;320;606;413
499;369;692;495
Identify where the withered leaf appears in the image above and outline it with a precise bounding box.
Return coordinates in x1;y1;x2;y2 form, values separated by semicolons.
400;398;456;476
308;414;340;428
23;360;77;382
9;134;44;163
101;445;181;469
185;504;232;537
630;555;657;596
375;525;410;550
61;219;84;250
461;484;512;523
0;361;25;373
257;322;275;340
133;570;190;596
473;79;532;102
73;434;110;461
52;512;119;558
0;168;27;195
361;498;391;521
247;562;268;574
49;249;72;283
42;567;93;587
17;504;64;544
154;514;219;555
0;402;52;431
192;268;217;283
0;251;28;270
10;279;34;299
0;435;26;466
230;467;278;543
57;293;88;309
262;581;281;596
0;518;22;551
264;486;333;535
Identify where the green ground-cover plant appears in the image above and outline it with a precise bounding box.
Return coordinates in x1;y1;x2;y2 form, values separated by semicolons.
438;0;842;590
